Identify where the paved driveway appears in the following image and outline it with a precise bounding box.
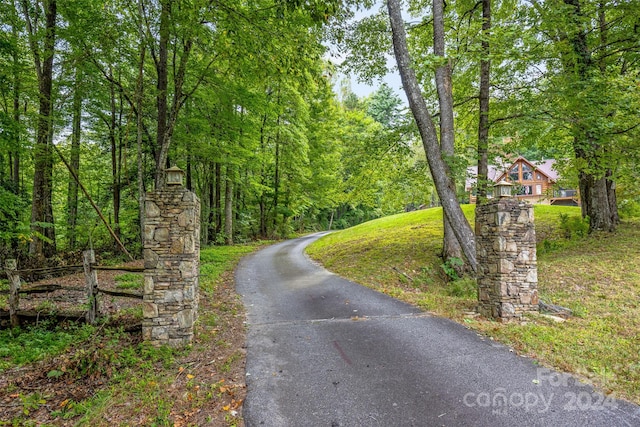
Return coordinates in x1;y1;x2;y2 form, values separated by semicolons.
235;233;640;426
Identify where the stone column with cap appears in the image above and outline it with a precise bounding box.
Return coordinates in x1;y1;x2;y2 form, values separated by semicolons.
142;167;200;346
475;197;539;320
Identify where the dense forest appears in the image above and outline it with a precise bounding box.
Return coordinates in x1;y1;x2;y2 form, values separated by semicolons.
1;0;639;263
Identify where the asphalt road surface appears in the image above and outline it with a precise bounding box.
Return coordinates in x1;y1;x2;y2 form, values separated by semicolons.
235;233;640;426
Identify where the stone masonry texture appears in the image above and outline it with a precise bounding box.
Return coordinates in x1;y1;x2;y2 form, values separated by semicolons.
142;188;201;347
475;198;539;320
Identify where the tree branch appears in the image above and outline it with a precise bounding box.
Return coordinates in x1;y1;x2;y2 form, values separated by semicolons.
88;54;155;146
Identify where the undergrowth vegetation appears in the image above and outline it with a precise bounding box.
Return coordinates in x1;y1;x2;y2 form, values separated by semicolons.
0;322;95;372
0;242;265;426
113;272;144;290
306;205;640;404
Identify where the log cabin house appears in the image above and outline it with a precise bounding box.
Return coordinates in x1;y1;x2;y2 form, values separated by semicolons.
466;156;579;206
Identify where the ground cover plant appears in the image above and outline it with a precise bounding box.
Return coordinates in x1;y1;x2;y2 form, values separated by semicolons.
113;273;144;290
0;242;264;426
306;205;640;404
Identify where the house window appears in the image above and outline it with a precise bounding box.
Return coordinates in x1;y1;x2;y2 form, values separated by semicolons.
509;165;520;182
536;184;542;195
518;185;533;196
522;164;533;180
536;173;542;180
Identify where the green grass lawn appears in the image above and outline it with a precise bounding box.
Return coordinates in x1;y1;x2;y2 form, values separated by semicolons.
306;205;640;404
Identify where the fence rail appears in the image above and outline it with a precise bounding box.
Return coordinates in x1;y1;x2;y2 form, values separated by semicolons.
0;284;142;297
92;265;144;272
1;250;143;327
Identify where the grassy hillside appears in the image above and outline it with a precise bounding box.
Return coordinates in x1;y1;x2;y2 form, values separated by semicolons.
306;205;640;404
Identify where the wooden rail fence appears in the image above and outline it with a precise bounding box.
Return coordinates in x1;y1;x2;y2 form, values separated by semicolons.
1;250;143;327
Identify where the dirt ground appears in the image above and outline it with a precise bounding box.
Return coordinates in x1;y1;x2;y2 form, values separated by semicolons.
0;263;247;426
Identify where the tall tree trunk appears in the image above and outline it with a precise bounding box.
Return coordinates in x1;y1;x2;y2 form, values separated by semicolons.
273;133;281;233
153;1;193;189
477;0;491;202
154;0;170;189
67;66;82;250
11;19;21;193
215;162;222;234
136;1;146;249
595;3;618;227
207;165;215;244
235;178;242;224
186;144;192;191
259;113;268;237
23;0;57;258
109;72;122;245
259;196;267;237
224;165;234;245
584;172;613;231
44;93;55;249
564;0;617;232
272;95;282;234
116;94;123;239
387;0;477;272
605;170;619;225
433;0;463;265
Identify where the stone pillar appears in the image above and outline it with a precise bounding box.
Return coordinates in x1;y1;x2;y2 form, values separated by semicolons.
143;188;200;347
475;198;538;320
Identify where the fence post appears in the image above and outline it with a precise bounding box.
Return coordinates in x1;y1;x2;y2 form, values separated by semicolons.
5;259;21;328
83;250;99;324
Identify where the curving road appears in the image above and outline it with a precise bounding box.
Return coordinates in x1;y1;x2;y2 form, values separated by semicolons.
235;233;640;426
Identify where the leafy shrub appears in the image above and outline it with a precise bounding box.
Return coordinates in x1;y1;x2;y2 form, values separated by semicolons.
538;238;564;255
619;199;640;219
440;257;464;281
559;213;589;238
446;277;477;298
0;183;29;253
